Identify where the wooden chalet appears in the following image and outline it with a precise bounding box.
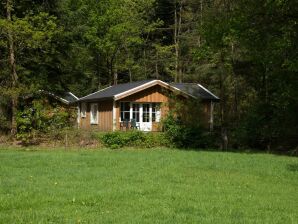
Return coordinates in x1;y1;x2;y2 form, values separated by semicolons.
77;80;219;132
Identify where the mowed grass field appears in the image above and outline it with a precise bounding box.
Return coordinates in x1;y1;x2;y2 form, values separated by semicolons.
0;148;297;224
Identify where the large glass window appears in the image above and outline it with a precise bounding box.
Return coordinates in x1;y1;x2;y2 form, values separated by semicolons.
120;102;130;121
119;102;161;124
90;103;98;124
152;103;161;122
142;104;150;122
132;104;140;122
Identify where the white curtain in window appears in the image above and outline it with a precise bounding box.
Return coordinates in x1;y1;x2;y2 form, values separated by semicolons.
81;103;87;117
90;104;98;124
156;109;161;122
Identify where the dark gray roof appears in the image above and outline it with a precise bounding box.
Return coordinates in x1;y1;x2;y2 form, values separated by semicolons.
79;80;153;101
170;83;219;101
38;90;79;104
60;92;79;103
79;80;219;102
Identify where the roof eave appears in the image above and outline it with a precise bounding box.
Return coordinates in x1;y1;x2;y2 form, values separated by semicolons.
197;84;220;101
77;96;114;102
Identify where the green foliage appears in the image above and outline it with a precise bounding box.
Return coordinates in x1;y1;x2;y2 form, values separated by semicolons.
0;114;10;132
99;131;169;149
15;99;75;144
16;108;34;144
162;114;214;148
0;96;10;133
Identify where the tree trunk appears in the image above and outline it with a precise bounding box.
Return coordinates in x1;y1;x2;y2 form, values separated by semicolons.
198;0;203;47
113;69;118;85
219;53;228;150
174;1;180;82
96;52;101;90
7;0;18;136
155;61;159;79
143;49;147;78
178;67;182;83
129;68;132;82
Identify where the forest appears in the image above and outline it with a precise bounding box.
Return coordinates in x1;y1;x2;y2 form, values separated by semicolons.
0;0;297;152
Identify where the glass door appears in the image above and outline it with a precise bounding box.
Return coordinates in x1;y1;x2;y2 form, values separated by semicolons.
140;103;152;131
132;104;140;122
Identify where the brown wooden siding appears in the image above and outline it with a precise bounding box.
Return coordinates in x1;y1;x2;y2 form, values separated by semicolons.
115;85;170;131
79;85;212;131
79;100;113;131
98;101;113;131
202;101;211;128
120;85;168;103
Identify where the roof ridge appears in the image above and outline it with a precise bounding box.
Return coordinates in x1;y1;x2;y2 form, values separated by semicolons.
197;84;219;100
79;85;112;100
170;82;198;85
115;79;155;85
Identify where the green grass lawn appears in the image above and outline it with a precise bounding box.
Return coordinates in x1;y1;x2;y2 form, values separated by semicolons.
0;148;297;224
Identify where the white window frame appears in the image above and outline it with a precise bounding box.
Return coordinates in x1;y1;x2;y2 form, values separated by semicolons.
152;103;161;122
81;102;87;118
90;103;98;124
142;103;150;123
77;105;80;124
120;102;130;122
118;102;162;125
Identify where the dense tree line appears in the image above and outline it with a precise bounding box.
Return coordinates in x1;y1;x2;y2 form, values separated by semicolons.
0;0;297;151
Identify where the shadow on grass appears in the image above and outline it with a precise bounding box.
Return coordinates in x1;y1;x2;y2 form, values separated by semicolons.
286;164;298;172
181;147;298;157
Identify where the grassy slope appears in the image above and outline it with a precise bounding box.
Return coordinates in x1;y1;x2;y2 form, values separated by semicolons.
0;148;297;224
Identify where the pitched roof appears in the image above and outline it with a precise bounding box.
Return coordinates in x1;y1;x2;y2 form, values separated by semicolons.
60;92;79;104
79;80;152;101
171;83;219;101
78;79;219;102
38;90;79;105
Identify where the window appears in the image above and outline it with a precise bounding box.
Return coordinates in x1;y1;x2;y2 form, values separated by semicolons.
81;103;87;118
77;106;80;124
120;102;130;121
132;104;140;122
90;103;98;124
152;103;161;122
119;102;161;124
142;104;150;122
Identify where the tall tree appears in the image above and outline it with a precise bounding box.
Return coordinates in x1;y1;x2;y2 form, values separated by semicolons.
0;0;59;135
6;0;18;135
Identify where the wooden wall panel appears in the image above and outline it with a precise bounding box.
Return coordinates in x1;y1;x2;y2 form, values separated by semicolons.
120;85;169;103
115;102;120;130
79;103;91;129
201;101;211;128
79;100;113;131
98;101;113;131
79;85;213;132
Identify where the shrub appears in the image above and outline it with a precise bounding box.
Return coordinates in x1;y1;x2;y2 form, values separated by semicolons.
0;114;10;133
99;131;145;149
162;114;214;148
16;108;34;144
99;131;170;149
15;99;76;145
